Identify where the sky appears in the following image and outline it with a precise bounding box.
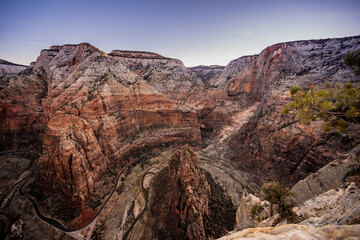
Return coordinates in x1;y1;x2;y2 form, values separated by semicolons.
0;0;359;67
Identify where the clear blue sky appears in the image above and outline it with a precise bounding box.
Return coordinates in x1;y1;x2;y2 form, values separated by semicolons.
0;0;359;67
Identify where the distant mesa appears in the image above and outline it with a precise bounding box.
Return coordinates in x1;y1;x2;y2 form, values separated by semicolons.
108;50;173;60
0;59;28;77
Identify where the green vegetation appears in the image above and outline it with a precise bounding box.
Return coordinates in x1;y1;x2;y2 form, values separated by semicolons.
250;203;263;218
344;49;360;75
250;203;269;223
256;215;269;223
283;83;360;132
262;181;293;219
283;50;360;132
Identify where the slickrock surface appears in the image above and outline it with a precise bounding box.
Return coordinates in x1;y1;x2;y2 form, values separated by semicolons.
217;224;360;240
294;182;360;226
292;144;360;205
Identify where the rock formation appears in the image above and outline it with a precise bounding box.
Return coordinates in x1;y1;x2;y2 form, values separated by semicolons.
291;143;360;205
189;65;225;87
0;64;46;153
294;182;360;226
1;35;359;239
218;224;360;240
150;145;211;240
168;145;211;240
0;59;27;78
34;43;202;207
223;36;360;186
235;192;270;229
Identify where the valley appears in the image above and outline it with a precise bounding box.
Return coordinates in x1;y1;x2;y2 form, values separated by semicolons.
0;35;359;239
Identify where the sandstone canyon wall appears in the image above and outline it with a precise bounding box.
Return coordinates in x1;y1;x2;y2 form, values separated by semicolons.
150;145;211;240
217;36;360;186
1;35;359;211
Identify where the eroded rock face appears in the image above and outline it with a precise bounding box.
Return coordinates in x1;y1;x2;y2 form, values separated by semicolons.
222;36;360;186
150;145;211;240
216;37;360;100
31;43;201;207
291;144;360;205
189;65;225;87
168;145;211;240
294;182;360;226
0;66;46;153
0;59;28;78
226;93;360;186
235;192;270;230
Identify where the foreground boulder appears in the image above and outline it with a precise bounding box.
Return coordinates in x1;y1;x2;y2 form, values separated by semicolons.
218;224;360;240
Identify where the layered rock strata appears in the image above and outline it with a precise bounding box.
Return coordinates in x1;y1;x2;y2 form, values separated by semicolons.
294;182;360;226
223;36;360;186
1;43;200;207
150;145;211;240
168;145;211;240
291;144;360;205
0;65;46;152
1;35;359;211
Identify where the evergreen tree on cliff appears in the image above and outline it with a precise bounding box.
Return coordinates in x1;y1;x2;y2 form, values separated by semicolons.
283;50;360;131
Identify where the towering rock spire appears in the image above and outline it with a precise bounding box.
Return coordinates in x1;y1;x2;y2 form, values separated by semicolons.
168;145;211;240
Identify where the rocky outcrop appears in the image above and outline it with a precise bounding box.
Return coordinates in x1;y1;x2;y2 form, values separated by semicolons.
291;144;360;205
235;192;270;229
168;145;211;240
0;59;28;78
150;145;211;240
294;182;360;226
218;224;360;240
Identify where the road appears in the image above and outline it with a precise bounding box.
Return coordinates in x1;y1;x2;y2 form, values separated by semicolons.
19;158;139;239
123;171;155;240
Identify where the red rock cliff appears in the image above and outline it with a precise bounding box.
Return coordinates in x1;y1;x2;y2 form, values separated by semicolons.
168;145;211;240
33;43;201;207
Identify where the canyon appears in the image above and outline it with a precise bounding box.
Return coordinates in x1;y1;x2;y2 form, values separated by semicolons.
0;35;359;239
